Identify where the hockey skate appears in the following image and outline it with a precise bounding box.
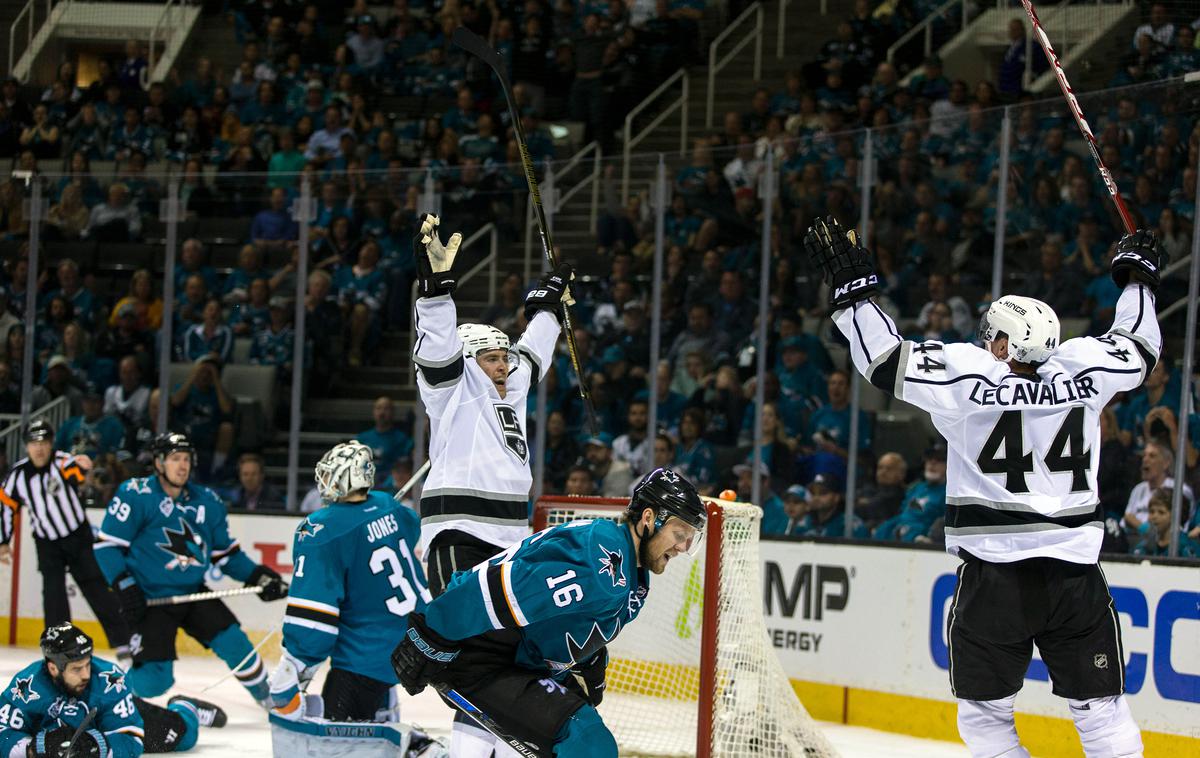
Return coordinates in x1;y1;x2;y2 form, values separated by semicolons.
169;694;228;728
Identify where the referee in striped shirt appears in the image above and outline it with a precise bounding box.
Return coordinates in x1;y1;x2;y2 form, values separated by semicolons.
0;419;129;657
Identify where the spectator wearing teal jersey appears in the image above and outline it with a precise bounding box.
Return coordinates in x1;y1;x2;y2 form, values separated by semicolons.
355;396;414;484
873;444;948;543
734;462;787;536
794;473;868;539
249;297;296;384
675;408;716;495
1132;489;1199;558
334;240;388;367
56;389;125;459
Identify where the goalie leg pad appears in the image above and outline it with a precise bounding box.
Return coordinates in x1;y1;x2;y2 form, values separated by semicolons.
449;720;499;758
1068;696;1143;758
128;660;175;697
553;705;617;758
957;695;1030;758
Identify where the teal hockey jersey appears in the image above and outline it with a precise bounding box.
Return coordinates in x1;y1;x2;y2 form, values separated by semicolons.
426;518;650;675
283;491;431;684
0;656;144;757
95;475;258;597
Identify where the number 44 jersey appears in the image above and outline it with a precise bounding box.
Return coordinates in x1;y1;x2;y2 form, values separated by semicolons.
834;284;1161;564
283;492;432;684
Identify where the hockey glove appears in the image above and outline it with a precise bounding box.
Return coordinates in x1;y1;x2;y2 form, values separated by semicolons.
32;724;105;758
571;646;608;707
246;565;289;602
1111;229;1165;292
391;612;460;696
113;572;146;626
414;213;462;298
803;215;880;310
268;648;320;721
523;263;576;323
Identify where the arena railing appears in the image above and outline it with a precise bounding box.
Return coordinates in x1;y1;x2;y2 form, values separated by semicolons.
622;69;690;205
523;141;601;286
8;0;69;81
705;2;763;129
885;0;970;67
0;397;69;465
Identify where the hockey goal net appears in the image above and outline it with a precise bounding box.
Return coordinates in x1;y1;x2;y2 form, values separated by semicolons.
533;496;837;758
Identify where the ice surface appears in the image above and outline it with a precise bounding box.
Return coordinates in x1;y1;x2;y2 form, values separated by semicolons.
0;647;972;756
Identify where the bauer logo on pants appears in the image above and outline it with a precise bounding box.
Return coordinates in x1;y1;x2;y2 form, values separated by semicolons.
494;404;528;462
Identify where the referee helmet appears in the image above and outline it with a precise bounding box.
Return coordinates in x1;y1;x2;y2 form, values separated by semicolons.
25;419;53;443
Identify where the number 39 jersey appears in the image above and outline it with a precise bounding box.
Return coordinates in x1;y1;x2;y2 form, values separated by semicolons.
282;491;431;684
834;284;1161;563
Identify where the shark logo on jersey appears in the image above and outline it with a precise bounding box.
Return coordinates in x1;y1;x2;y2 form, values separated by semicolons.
547;620;620;673
156;517;206;570
493;404;528;463
597;544;626;588
296;518;324;542
10;675;39;704
98;669;126;694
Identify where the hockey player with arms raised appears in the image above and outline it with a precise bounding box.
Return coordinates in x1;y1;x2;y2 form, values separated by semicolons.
806;218;1161;758
410;213;572;754
267;440;439;748
391;467;706;758
0;623;224;757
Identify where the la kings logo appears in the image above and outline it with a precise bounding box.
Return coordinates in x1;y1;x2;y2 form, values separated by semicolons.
494;404;528;462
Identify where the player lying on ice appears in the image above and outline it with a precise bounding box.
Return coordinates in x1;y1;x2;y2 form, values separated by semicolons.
266;440;444;756
0;623;225;757
806;217;1161;758
391;467;707;758
94;433;290;708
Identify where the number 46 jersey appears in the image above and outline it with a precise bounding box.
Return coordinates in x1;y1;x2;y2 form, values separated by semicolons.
834;284;1161;564
283;492;432;684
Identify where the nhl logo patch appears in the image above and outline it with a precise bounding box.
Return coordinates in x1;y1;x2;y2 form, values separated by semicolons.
493;404;528;463
159;497;174;517
1093;654;1108;669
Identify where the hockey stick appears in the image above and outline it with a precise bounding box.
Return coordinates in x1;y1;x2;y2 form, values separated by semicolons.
452;26;600;436
1019;0;1135;233
57;704;98;755
393;459;431;503
200;622;281;694
434;683;543;758
146;585;264;607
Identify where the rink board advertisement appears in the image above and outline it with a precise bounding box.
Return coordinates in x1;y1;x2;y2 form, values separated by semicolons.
1;510;1197;753
760;539;1200;751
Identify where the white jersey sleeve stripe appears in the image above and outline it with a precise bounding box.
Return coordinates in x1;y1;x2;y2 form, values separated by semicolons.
283;616;339;636
477;563;504;630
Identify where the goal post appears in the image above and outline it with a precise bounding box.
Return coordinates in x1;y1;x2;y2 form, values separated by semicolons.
533;496;837;758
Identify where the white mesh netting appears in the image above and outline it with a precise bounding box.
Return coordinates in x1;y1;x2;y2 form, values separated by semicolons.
537;499;838;758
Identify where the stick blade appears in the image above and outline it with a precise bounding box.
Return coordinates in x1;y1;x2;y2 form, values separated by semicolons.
452;27;503;72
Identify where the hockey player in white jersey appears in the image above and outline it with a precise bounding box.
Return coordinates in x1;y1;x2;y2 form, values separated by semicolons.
806;218;1163;758
410;212;571;757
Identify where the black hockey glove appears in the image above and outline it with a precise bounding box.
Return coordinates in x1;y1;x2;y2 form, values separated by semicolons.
246;565;289;602
524;263;576;323
414;213;462;298
1111;228;1165;292
803;215;880;310
571;646;608;706
31;724;105;758
112;572;146;626
391;612;460;696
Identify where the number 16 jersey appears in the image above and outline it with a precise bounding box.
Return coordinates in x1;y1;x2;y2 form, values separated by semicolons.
834;284;1160;563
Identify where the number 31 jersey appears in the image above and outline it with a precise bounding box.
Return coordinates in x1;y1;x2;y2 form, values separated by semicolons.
834;284;1160;563
282;491;431;684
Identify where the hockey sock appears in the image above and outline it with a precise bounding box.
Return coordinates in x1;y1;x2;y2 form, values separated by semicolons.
553;705;617;758
1068;696;1143;758
127;661;175;698
209;625;269;702
957;696;1029;758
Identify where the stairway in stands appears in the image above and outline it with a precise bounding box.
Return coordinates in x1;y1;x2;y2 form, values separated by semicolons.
171;1;856;489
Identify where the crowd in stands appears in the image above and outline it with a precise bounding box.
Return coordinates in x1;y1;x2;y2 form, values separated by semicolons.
0;0;1197;558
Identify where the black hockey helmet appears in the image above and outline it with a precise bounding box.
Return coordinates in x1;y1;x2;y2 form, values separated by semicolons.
25;419;53;443
40;623;93;670
626;467;707;533
151;432;196;464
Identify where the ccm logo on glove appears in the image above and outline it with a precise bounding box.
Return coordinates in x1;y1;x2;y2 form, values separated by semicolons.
834;274;879;300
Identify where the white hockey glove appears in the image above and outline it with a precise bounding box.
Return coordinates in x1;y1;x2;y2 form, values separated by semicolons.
269;649;321;722
414;213;462;298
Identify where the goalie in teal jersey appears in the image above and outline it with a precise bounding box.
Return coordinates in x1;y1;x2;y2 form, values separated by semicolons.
391;468;707;758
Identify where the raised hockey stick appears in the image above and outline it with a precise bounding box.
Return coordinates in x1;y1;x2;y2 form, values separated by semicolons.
434;683;543;758
1019;0;1135;233
393;459;431;502
146;585;265;607
452;26;600;436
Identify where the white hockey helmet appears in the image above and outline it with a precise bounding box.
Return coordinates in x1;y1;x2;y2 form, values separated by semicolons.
314;440;375;501
978;295;1061;364
458;323;517;366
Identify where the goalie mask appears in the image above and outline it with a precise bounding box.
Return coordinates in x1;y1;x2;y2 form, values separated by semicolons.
978;295;1060;365
314;441;375;501
458;323;518;370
